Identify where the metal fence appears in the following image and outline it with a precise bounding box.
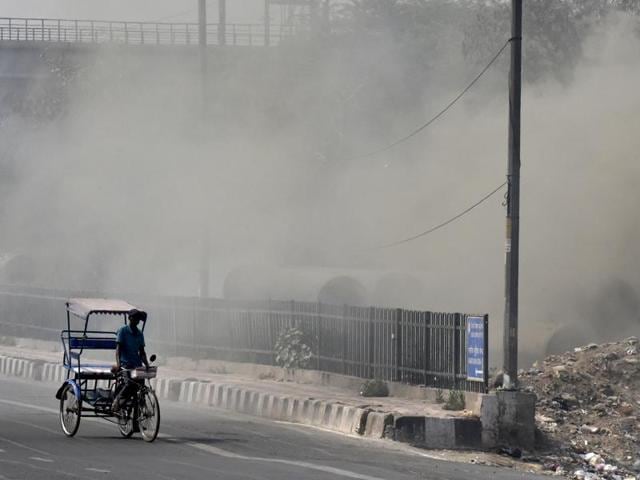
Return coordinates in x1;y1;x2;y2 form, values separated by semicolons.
0;17;297;47
0;284;488;392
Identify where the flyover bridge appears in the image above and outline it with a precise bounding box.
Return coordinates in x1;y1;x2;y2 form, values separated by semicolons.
0;17;297;47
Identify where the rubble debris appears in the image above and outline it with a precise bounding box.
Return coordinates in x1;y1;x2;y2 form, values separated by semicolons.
519;338;640;479
498;446;523;458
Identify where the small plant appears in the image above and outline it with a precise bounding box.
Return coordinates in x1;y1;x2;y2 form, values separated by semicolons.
360;379;390;397
258;371;276;380
443;389;466;411
274;326;312;372
435;388;445;403
0;336;16;346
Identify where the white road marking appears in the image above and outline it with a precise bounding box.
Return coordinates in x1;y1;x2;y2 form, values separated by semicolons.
0;435;52;457
5;418;61;435
4;397;383;480
29;456;53;463
0;398;112;430
162;435;386;480
85;468;111;473
0;398;57;414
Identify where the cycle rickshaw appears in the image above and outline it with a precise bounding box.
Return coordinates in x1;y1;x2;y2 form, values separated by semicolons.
55;298;160;442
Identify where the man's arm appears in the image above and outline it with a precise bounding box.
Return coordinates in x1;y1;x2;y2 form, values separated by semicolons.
115;343;121;370
140;346;149;369
115;327;123;370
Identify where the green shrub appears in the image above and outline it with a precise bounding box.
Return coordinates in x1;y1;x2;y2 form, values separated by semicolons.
360;379;390;397
443;389;465;411
0;336;16;346
274;326;312;372
435;388;445;403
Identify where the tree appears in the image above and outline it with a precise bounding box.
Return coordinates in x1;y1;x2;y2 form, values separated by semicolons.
463;0;582;83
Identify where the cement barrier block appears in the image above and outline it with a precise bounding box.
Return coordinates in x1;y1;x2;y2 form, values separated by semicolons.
179;381;199;403
248;390;260;415
311;400;325;426
209;384;223;407
167;379;182;401
364;412;393;439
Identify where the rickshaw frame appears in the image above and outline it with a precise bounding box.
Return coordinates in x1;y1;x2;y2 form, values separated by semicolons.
56;298;159;440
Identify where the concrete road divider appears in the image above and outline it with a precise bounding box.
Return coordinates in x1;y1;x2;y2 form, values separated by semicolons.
165;378;373;437
0;355;43;380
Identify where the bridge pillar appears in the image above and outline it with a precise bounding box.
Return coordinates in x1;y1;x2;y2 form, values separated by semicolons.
218;0;226;46
264;0;271;47
198;0;206;46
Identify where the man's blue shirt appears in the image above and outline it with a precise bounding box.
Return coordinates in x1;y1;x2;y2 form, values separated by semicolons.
116;324;145;368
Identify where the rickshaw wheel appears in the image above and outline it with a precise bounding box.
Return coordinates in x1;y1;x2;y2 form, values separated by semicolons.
117;407;136;438
59;384;81;437
138;390;160;443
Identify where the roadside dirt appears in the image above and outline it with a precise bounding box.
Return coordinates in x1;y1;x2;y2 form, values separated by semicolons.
517;336;640;479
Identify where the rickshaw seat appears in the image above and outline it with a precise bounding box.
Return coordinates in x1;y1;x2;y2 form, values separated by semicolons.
68;337;117;350
65;363;115;379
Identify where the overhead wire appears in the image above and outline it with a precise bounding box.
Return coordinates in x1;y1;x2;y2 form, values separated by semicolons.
358;39;516;248
347;38;515;163
375;181;508;249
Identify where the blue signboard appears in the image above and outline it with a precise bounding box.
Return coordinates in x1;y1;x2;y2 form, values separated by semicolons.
466;316;485;382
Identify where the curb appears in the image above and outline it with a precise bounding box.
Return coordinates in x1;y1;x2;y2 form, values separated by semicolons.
1;354;481;449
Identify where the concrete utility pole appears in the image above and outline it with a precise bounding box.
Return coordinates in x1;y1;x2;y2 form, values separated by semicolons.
503;0;523;389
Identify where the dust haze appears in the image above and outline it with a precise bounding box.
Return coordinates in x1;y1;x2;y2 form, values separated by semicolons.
1;3;639;365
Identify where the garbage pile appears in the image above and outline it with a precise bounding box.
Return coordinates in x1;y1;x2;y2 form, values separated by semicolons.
519;336;640;479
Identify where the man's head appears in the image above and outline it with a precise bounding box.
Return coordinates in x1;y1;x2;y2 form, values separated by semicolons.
128;309;147;328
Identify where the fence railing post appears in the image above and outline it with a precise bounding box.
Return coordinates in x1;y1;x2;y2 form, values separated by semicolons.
424;312;431;386
171;296;177;356
192;297;198;359
342;304;347;375
453;313;461;390
395;308;402;382
316;302;321;371
267;298;274;364
368;306;375;379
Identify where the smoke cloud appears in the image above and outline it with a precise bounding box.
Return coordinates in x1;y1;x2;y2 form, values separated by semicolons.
1;5;639;365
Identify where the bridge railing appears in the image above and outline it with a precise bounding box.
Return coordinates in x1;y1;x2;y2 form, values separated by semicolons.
0;17;297;47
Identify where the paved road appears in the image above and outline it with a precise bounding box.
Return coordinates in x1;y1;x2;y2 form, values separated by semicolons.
0;375;544;480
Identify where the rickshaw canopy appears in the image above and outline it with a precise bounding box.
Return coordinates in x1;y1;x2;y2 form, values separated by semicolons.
66;298;139;320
